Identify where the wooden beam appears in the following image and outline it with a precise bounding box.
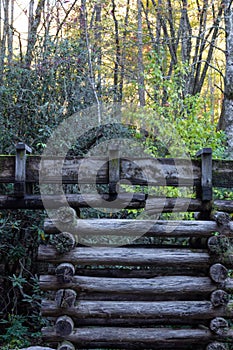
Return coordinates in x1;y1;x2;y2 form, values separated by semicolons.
1;195;233;214
41;326;233;345
43;219;233;237
39;275;219;295
0;155;232;188
41;299;233;320
38;246;211;266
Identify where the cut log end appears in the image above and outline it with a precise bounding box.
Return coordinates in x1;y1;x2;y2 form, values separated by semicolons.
50;232;76;254
57;341;75;350
55;315;74;336
55;263;75;283
55;289;77;308
208;236;229;255
210;290;229;307
210;317;229;336
56;207;78;226
209;264;228;283
206;342;228;350
212;212;231;226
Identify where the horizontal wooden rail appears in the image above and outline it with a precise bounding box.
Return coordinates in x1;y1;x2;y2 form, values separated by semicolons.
0;193;145;209
41;326;233;346
0;155;233;187
44;219;233;237
38;246;211;266
39;275;233;297
1;194;233;213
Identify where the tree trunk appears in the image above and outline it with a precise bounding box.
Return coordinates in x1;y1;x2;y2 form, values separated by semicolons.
137;0;145;106
219;1;233;154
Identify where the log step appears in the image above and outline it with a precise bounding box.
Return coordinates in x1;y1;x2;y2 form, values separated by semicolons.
38;246;212;267
39;275;233;297
41;299;233;320
41;326;233;347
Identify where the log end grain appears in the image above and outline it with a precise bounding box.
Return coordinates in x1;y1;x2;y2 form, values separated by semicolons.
55;315;74;336
209;264;228;283
55;263;75;283
210;317;229;336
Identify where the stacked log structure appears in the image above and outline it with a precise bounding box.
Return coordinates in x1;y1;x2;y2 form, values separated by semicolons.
38;210;233;349
2;144;233;349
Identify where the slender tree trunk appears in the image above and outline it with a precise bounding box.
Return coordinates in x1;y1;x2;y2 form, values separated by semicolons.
219;0;233;155
137;0;145;106
111;0;121;103
94;1;102;97
25;0;46;68
82;0;101;122
119;0;130;103
0;0;9;82
7;0;14;64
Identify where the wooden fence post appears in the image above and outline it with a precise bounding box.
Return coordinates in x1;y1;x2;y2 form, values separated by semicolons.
196;148;213;220
14;142;32;197
108;145;120;195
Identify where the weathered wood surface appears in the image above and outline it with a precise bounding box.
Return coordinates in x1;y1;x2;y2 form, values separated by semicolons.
0;193;145;209
39;157;199;186
55;263;75;283
210;317;229;336
44;219;233;237
55;289;77;308
20;348;55;350
41;299;233;319
1;156;233;187
196;148;212;201
109;146;120;194
41;326;232;345
14;143;32;197
38;246;211;266
209;264;229;283
40;275;224;295
206;343;228;350
57;341;75;350
2;194;233;214
55;315;74;336
210;290;229;307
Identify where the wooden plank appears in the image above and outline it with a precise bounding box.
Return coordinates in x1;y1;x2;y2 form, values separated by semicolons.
0;155;232;188
44;219;233;237
0;156;201;185
38;246;211;266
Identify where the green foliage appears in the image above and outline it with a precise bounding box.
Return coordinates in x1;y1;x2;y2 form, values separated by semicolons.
134;58;226;158
0;210;46;348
